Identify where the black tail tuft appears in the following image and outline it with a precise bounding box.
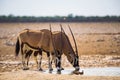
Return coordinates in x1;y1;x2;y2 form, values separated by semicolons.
15;38;20;56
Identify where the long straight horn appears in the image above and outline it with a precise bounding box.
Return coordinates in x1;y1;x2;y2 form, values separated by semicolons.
49;24;56;54
49;24;52;32
60;24;63;53
68;25;78;56
60;24;65;33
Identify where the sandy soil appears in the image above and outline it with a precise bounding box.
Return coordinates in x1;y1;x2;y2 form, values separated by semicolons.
0;22;120;80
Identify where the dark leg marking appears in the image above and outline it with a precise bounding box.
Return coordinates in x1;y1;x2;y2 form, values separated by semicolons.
21;43;29;70
55;51;62;74
25;50;32;66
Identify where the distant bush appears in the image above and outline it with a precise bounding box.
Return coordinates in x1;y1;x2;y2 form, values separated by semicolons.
0;14;120;22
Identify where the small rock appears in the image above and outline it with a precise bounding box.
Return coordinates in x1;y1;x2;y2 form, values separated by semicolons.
12;34;15;37
5;41;15;46
2;66;6;69
12;69;16;72
111;50;117;53
97;39;105;42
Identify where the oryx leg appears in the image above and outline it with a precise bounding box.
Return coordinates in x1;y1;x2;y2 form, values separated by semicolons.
55;51;62;73
34;49;43;71
47;52;53;72
38;52;43;71
60;56;64;70
51;53;64;71
21;43;29;70
25;50;32;67
26;54;30;67
34;51;38;69
50;53;55;67
55;55;62;74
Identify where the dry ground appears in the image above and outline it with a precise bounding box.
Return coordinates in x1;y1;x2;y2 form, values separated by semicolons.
0;70;120;80
0;22;120;55
0;22;120;80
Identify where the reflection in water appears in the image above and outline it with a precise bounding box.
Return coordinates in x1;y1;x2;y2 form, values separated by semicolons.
43;67;120;76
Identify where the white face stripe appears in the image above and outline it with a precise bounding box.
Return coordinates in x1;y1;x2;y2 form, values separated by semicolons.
75;57;79;64
72;58;75;65
72;57;78;65
56;57;61;64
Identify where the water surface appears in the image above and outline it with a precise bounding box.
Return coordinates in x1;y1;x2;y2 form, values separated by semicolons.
43;67;120;76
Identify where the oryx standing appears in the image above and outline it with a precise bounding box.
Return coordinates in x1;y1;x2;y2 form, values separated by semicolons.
15;28;55;71
51;25;80;72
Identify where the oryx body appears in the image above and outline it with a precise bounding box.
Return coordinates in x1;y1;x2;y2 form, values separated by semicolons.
15;29;54;71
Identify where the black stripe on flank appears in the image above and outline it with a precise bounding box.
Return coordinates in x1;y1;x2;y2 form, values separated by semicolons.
23;42;39;50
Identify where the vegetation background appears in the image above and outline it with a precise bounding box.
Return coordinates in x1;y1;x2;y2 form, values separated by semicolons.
0;14;120;22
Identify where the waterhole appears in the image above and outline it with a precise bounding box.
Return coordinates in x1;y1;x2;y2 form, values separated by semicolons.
43;67;120;76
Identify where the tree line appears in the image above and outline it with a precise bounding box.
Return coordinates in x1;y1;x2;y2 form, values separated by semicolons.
0;14;120;22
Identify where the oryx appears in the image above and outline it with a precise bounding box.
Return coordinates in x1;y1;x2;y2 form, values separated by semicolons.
51;24;80;72
15;28;55;71
20;25;80;73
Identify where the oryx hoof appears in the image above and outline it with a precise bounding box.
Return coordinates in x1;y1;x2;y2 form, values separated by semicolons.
22;67;29;70
38;68;43;71
72;70;84;75
61;67;64;70
75;68;79;71
57;70;61;74
49;69;53;73
49;68;53;71
79;70;84;75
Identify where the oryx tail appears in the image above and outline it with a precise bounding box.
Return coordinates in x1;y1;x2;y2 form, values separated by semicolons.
15;37;20;56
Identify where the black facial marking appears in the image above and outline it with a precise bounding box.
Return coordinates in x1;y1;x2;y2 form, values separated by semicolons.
73;56;79;67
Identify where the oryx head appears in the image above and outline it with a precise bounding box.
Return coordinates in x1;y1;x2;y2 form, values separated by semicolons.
68;25;79;71
60;24;79;71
